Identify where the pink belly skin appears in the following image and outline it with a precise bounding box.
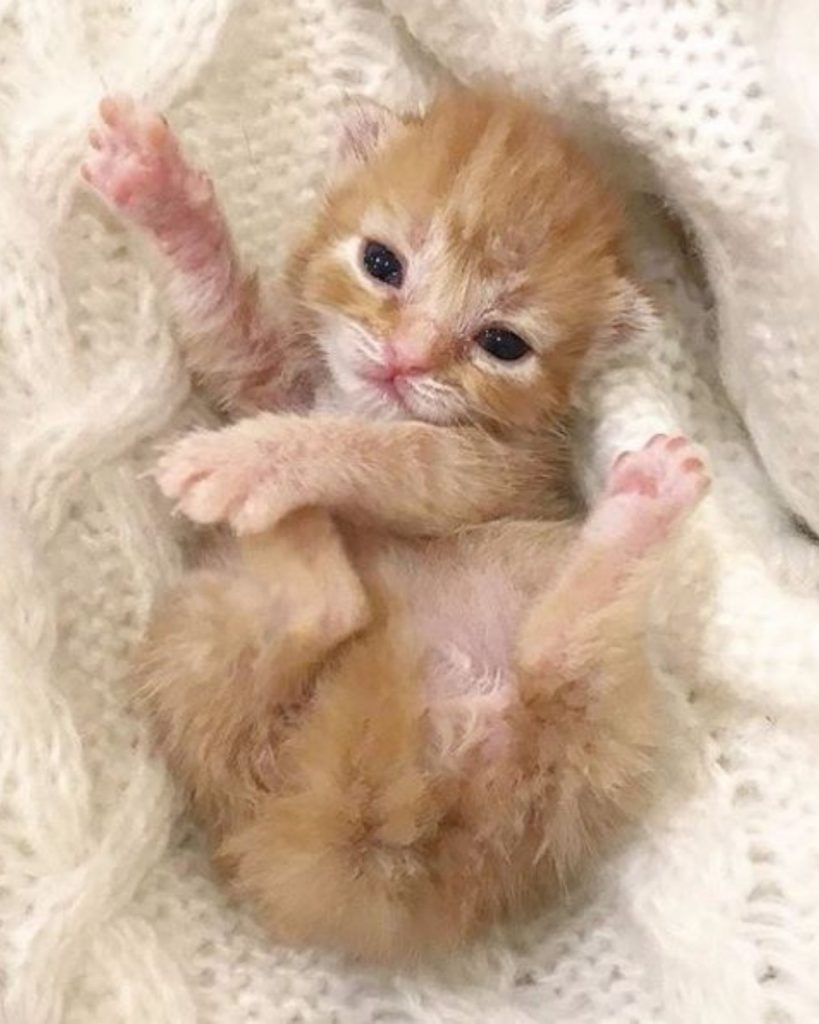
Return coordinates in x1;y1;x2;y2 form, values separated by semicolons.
388;548;530;768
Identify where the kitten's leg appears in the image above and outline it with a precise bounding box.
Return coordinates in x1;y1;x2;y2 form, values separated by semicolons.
219;625;483;962
136;509;370;829
507;435;708;871
154;414;550;535
518;433;708;679
82;96;312;412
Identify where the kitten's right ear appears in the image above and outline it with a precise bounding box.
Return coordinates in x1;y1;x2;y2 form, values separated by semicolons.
334;96;404;168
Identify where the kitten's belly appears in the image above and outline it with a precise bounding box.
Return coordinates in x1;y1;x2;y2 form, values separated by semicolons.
402;553;524;691
364;532;559;763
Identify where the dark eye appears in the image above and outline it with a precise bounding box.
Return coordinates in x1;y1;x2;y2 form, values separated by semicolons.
362;240;404;287
475;326;531;362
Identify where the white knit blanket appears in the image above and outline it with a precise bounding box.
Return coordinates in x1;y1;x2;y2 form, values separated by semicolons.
3;2;819;1021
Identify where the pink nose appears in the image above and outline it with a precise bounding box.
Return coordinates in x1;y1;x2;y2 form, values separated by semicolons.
382;333;441;378
379;315;444;378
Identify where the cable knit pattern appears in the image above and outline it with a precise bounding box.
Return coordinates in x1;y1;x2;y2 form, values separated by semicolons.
2;1;819;1022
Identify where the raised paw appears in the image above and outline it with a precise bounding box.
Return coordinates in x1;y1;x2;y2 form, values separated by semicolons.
154;428;295;534
81;95;212;226
591;434;709;551
606;434;707;506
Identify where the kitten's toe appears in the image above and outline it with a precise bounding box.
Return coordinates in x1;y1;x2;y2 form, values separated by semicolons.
230;487;292;536
154;441;208;502
173;473;249;526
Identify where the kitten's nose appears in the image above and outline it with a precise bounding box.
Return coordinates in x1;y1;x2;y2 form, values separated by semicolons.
386;316;444;376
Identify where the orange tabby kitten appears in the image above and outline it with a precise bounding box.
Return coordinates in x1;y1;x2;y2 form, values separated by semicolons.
83;88;707;961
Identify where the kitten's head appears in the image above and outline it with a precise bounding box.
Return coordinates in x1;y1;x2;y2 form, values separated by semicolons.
289;87;633;430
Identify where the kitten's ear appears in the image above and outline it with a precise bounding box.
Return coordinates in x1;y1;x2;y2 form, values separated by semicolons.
335;96;404;168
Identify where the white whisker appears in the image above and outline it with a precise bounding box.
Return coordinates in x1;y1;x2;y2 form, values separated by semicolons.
402;375;468;424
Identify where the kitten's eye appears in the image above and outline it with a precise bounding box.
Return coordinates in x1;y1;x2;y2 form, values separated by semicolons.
362;240;404;288
475;326;531;362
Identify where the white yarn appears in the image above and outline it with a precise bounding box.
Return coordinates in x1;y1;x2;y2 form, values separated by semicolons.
2;1;819;1021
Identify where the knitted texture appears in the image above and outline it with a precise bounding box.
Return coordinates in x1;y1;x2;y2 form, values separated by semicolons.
2;1;819;1022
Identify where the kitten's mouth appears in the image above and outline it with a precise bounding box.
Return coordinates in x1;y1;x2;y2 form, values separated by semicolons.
362;368;410;409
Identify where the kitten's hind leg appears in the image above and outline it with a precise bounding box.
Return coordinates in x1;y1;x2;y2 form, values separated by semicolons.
219;628;479;963
509;435;709;872
236;508;371;677
135;509;370;830
518;433;708;682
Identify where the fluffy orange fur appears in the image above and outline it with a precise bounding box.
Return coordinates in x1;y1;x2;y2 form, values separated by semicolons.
84;87;707;962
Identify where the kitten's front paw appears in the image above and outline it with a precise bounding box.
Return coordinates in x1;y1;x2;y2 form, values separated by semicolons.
591;434;709;550
81;95;212;223
155;430;294;533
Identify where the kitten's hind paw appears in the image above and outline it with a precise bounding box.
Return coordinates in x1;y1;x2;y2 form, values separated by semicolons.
606;434;708;509
589;433;709;553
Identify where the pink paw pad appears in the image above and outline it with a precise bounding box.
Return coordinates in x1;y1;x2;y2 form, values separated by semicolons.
607;433;708;506
81;95;211;223
597;434;709;547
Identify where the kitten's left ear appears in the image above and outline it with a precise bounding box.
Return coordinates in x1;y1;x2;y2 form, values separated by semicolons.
335;95;405;168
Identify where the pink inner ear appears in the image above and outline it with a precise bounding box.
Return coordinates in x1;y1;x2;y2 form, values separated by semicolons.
337;97;402;164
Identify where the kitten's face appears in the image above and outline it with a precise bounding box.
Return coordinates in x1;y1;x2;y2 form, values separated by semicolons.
290;89;630;431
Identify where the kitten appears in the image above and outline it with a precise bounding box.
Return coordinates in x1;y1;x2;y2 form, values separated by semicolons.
83;88;707;961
